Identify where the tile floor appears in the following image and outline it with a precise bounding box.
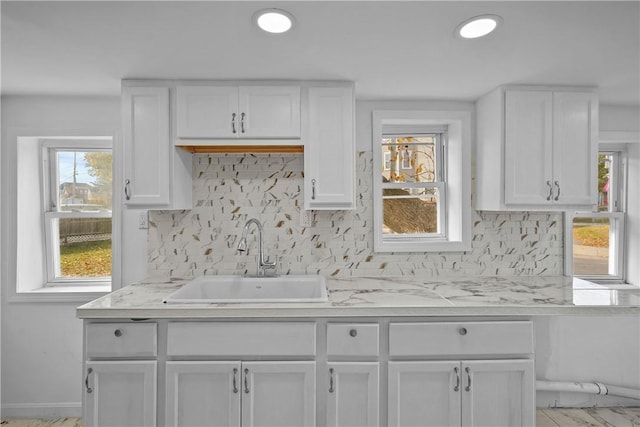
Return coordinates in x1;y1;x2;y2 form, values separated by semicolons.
539;407;640;427
1;408;639;426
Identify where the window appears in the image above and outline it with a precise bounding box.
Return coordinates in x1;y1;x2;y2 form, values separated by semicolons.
566;150;626;282
372;110;471;252
41;139;113;286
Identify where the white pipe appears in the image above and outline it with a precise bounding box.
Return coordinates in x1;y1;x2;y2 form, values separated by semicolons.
537;380;640;400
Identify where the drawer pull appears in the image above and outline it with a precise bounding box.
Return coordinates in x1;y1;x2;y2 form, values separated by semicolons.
458;327;467;336
232;368;239;393
244;368;250;394
465;367;471;392
85;368;93;394
114;329;124;337
349;329;358;337
454;366;460;392
329;368;335;393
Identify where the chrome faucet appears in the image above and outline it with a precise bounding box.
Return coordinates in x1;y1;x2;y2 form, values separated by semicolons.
236;218;277;277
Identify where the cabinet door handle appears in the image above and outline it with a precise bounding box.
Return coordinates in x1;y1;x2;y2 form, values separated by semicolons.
546;180;553;201
231;113;237;134
465;367;471;392
114;328;123;337
240;112;246;133
85;368;93;394
554;181;560;201
232;368;238;393
329;368;335;393
124;179;131;201
244;368;250;393
454;366;460;392
311;179;316;200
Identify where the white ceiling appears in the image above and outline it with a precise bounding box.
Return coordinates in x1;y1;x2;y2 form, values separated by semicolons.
2;1;639;105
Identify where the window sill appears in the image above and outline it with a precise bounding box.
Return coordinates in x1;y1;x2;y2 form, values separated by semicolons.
10;284;111;303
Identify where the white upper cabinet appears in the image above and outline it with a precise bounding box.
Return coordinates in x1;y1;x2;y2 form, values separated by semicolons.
176;85;301;140
304;85;356;210
122;85;192;209
476;86;598;211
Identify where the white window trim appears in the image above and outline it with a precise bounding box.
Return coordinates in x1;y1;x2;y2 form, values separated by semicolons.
40;139;113;287
372;110;471;252
565;148;628;283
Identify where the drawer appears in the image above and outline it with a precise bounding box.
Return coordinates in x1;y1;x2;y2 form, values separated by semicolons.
86;323;157;358
167;322;316;357
327;323;379;358
389;321;533;357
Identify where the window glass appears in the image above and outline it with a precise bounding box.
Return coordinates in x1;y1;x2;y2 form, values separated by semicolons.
44;144;112;283
53;150;113;212
570;151;625;281
379;134;445;238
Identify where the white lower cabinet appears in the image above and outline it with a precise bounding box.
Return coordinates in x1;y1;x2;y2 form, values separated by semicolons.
83;319;534;427
84;361;157;427
165;361;240;427
388;360;534;427
388;321;535;427
326;362;379;427
165;360;315;427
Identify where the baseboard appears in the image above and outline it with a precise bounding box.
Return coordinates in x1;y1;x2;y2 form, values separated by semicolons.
1;402;81;419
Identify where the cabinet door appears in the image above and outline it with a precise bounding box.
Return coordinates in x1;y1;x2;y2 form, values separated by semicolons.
504;90;553;205
388;361;460;427
84;361;156;427
461;360;535;427
176;86;238;138
165;361;241;427
305;86;355;210
238;86;301;138
552;91;598;206
242;361;315;427
326;362;379;427
122;86;171;206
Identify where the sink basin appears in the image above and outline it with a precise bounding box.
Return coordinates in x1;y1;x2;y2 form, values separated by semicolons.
163;275;328;304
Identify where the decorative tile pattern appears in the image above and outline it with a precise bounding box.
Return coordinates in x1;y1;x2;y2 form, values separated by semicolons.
148;153;563;278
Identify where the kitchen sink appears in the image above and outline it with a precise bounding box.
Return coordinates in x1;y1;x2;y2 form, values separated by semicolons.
162;275;328;304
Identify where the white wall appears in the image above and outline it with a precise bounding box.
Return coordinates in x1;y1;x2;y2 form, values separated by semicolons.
0;95;147;417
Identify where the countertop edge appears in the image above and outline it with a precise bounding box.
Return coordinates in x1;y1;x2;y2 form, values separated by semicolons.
76;305;640;319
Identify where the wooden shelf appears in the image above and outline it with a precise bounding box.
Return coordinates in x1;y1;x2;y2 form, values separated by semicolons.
177;145;304;154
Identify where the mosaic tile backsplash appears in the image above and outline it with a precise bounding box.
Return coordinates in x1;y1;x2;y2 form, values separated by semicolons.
148;153;563;278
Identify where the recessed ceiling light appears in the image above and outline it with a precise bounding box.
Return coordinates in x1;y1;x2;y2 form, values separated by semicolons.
456;14;502;39
254;8;295;34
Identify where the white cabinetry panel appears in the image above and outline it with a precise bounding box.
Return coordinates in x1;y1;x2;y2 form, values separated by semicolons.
476;86;598;211
327;362;379;427
176;85;300;140
305;85;355;210
84;361;156;427
165;361;241;427
388;361;460;427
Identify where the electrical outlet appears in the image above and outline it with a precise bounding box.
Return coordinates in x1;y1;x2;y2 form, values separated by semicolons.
300;209;312;227
138;211;149;229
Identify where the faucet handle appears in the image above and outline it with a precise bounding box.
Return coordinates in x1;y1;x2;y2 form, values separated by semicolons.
263;256;277;268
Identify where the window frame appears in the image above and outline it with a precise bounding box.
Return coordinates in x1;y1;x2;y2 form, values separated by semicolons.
565;148;627;283
40;139;113;287
372;110;472;253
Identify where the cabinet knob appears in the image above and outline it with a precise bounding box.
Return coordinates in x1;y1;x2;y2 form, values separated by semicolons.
114;329;124;337
458;327;468;336
349;328;358;337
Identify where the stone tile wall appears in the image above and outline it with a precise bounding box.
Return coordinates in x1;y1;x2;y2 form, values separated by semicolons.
148;153;563;278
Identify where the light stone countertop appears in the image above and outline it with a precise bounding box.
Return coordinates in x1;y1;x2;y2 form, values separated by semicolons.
76;276;640;319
